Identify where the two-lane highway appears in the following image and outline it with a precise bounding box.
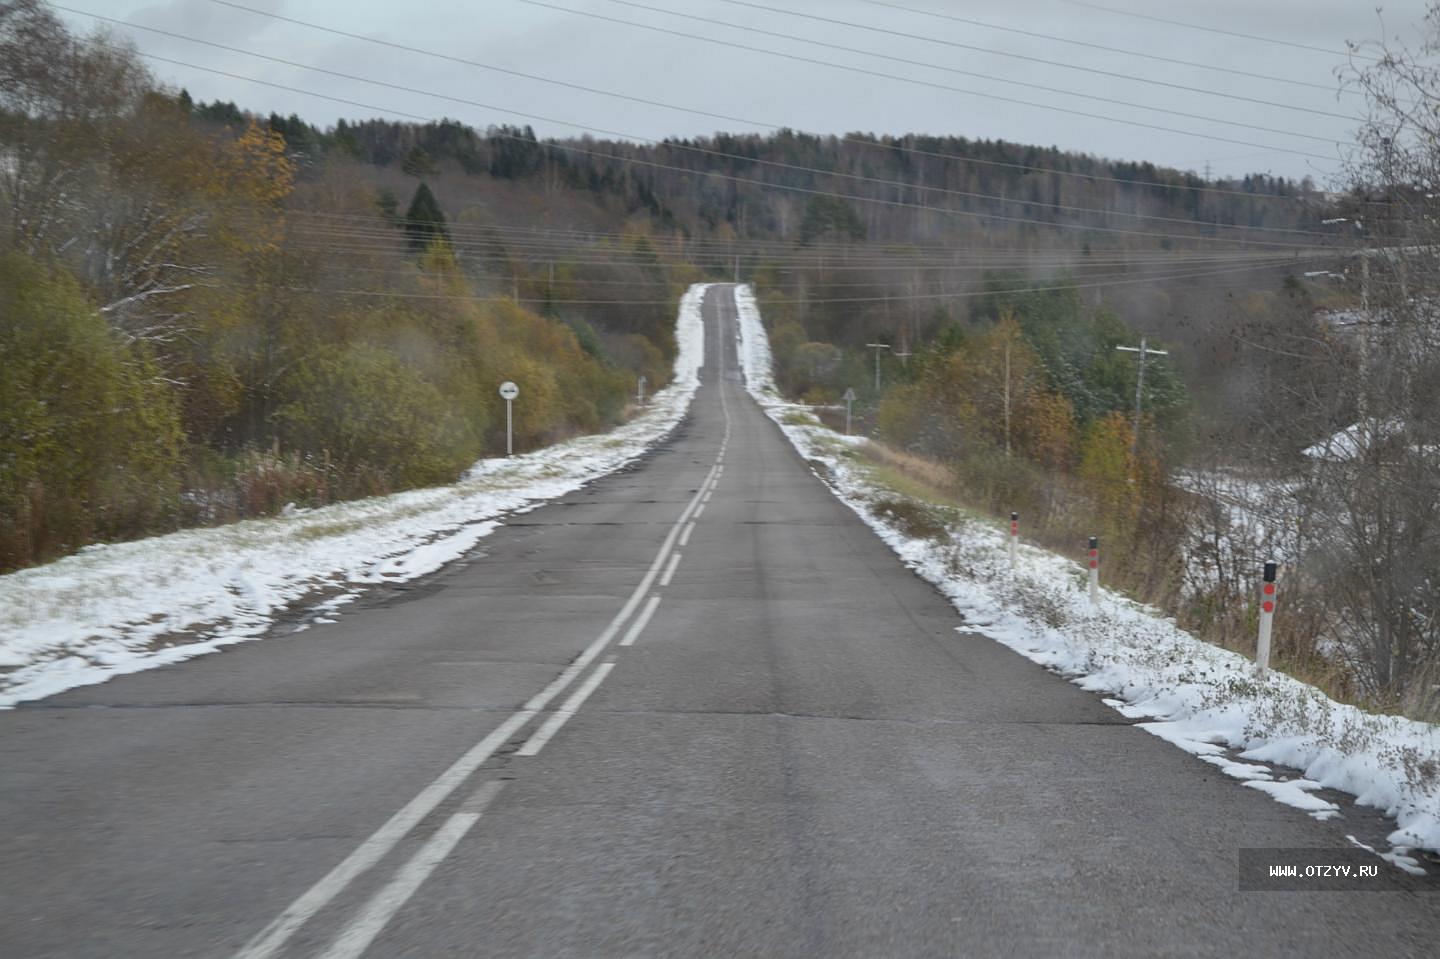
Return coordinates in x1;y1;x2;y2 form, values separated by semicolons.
2;285;1438;958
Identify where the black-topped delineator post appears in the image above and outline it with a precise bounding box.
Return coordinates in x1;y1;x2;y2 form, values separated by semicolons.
1256;561;1278;673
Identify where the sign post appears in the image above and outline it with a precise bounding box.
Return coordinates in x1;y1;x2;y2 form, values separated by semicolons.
842;387;857;435
499;380;519;457
1255;561;1278;673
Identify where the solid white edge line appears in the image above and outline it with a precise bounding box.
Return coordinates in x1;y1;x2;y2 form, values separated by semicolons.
516;662;617;756
679;522;696;547
317;781;506;959
660;552;682;588
618;595;662;648
232;711;533;959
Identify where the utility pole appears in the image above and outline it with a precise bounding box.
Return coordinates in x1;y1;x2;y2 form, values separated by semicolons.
1115;336;1170;456
1003;337;1012;457
865;342;891;392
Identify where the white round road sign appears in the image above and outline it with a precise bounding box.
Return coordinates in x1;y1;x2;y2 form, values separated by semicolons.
499;381;519;400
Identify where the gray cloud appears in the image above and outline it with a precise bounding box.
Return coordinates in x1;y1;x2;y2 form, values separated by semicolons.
52;0;1435;183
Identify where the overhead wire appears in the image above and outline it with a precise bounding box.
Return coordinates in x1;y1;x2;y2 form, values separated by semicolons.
131;51;1346;251
277;216;1332;261
689;0;1356;119
588;0;1353;135
199;0;1353;206
517;0;1338;160
851;0;1360;96
1060;0;1381;61
65;7;1358;242
209;256;1326;306
282;209;1330;261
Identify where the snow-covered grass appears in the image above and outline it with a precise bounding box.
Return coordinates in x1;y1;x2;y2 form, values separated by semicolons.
733;283;1440;861
0;284;713;708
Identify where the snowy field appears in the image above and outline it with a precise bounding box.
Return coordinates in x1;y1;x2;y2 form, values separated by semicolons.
733;284;1440;863
0;284;713;708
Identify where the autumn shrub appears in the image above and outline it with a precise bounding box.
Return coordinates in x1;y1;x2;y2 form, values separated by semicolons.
0;253;183;570
274;344;477;491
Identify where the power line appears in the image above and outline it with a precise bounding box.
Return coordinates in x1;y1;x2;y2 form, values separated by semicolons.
281;218;1330;261
519;0;1338;160
285;210;1331;259
852;0;1360;97
1061;0;1380;61
198;0;1347;205
239;254;1297;287
277;230;1320;268
698;0;1355;119
290;209;1314;252
69;7;1351;241
615;0;1354;134
217;256;1325;306
275;232;1312;274
130;52;1340;250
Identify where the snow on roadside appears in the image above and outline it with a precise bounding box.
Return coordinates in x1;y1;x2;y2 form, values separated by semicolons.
0;284;713;708
733;283;1440;858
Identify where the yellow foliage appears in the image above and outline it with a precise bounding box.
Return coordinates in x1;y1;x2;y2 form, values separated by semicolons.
213;121;296;257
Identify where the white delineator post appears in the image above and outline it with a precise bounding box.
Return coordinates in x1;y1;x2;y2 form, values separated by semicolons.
1255;561;1278;673
1087;536;1100;609
499;380;519;457
1009;512;1019;570
843;387;856;435
637;375;647;408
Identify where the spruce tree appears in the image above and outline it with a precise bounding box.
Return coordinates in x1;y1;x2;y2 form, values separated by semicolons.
402;182;449;252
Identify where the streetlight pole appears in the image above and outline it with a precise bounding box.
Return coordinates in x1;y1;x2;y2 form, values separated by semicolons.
865;342;891;392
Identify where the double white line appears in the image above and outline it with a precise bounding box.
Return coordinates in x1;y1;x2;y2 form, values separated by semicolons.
236;309;735;959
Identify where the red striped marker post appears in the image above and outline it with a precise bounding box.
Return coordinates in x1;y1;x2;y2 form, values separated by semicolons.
1009;512;1019;570
1087;536;1100;608
1255;561;1278;673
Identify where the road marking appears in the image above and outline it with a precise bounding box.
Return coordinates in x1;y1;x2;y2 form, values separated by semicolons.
239;289;733;959
516;662;616;756
619;595;662;648
239;462;715;959
316;781;506;959
232;710;533;959
679;522;696;547
660;552;682;587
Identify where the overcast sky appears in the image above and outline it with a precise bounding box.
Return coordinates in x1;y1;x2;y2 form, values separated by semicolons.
54;0;1434;185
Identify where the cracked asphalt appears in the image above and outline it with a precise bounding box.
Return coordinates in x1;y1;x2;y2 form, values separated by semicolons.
2;285;1438;958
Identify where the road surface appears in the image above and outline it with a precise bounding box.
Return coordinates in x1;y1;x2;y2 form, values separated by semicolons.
2;285;1437;958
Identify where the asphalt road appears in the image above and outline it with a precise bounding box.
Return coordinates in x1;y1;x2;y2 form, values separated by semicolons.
2;285;1437;958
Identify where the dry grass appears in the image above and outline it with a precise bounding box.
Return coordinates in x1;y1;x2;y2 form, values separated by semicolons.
861;442;956;496
850;438;1408;721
